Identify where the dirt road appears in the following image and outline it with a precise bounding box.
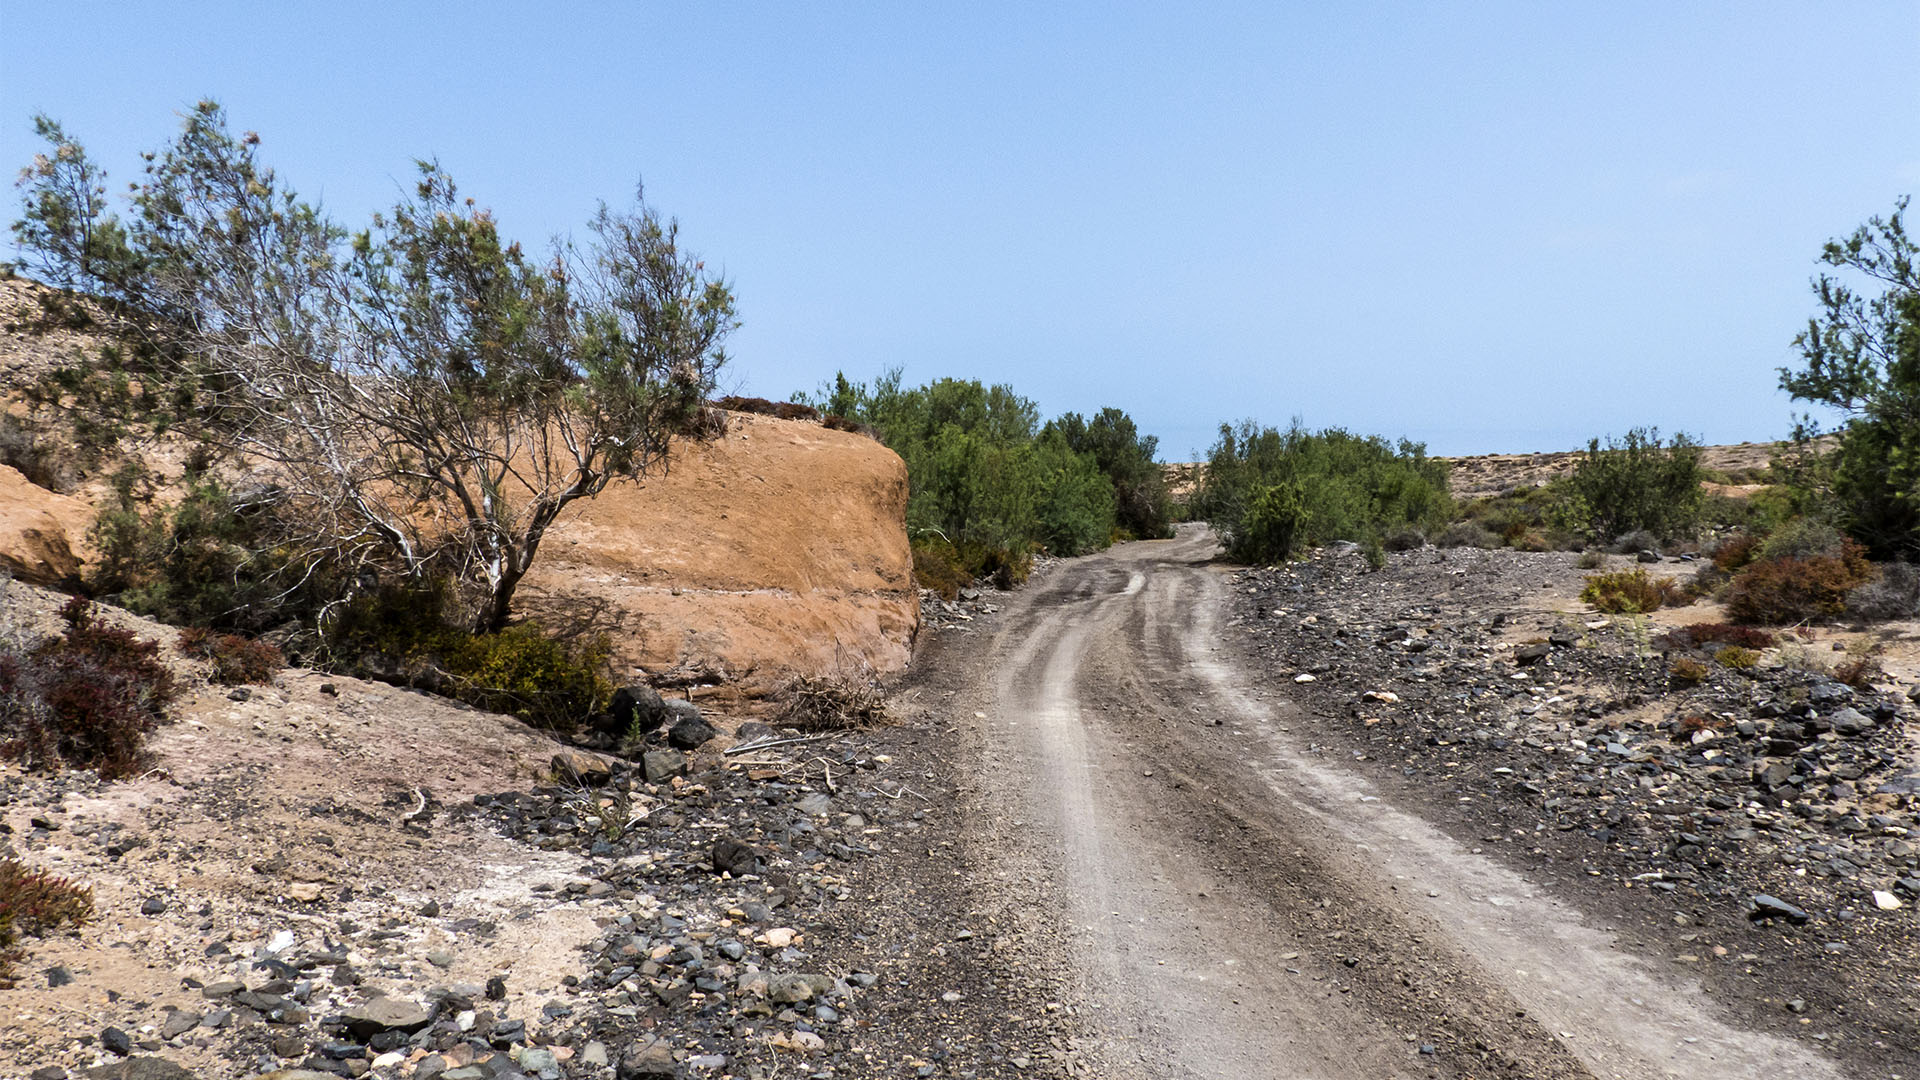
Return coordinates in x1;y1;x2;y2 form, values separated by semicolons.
948;526;1851;1080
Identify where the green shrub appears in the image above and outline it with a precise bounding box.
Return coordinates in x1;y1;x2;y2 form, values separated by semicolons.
1361;535;1387;570
803;372;1154;563
1193;420;1450;563
1776;199;1920;559
1669;656;1709;685
1382;526;1427;552
1045;408;1174;540
176;627;282;685
1234;481;1305;564
1580;568;1681;614
1563;428;1704;541
0;857;94;983
1715;646;1761;670
1724;541;1873;625
1439;521;1500;549
324;582;610;731
1756;517;1847;562
911;537;971;600
88;474;332;636
0;597;177;779
1577;549;1605;569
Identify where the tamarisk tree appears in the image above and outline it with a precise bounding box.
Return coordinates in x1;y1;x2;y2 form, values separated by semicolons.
12;101;736;632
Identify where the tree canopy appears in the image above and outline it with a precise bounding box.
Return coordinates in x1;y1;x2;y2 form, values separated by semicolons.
11;102;735;632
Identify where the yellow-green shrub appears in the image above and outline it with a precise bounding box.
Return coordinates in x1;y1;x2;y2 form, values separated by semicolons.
1581;568;1681;614
1670;656;1709;685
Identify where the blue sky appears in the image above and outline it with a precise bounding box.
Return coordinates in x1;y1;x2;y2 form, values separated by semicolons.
3;3;1916;458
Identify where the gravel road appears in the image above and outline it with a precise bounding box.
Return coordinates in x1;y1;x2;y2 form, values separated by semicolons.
945;525;1852;1080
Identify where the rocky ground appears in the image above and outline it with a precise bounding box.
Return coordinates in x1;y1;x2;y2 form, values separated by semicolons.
1227;543;1920;1071
0;574;1074;1080
14;535;1920;1080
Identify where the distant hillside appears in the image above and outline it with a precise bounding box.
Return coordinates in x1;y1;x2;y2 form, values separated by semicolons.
1163;438;1818;505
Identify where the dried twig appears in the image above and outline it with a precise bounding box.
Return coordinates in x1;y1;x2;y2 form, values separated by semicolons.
724;732;839;756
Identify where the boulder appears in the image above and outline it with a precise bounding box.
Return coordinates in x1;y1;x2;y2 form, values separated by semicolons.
1829;708;1874;737
711;837;758;876
617;1039;678;1080
667;712;717;751
1513;643;1551;666
1749;894;1810;925
341;995;431;1040
551;749;613;786
766;972;836;1004
642;749;688;784
607;685;668;735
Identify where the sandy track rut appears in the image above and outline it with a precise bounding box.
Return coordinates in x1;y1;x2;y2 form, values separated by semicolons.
969;527;1846;1080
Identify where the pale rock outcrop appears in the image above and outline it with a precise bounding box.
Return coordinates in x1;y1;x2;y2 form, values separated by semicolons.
0;462;92;585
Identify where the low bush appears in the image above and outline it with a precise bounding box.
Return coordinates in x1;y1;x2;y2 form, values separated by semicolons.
1670;656;1709;685
1724;542;1873;625
0;597;177;779
1381;526;1427;552
1577;549;1605;570
1193;421;1450;563
1609;528;1661;555
176;628;282;685
1581;568;1681;614
717;395;820;421
911;537;971;600
1757;518;1848;563
1710;533;1761;572
1845;561;1920;620
88;473;334;637
1438;521;1500;549
324;583;611;731
0;857;94;984
1715;646;1761;670
1509;530;1553;552
1677;622;1776;649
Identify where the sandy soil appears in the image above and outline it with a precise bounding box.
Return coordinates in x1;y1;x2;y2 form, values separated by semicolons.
0;582;608;1078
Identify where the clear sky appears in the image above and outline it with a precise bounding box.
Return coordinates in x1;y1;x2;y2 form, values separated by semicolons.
3;3;1916;458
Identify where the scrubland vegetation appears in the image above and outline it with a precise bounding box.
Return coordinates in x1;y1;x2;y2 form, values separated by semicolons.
799;370;1173;592
3;96;1919;784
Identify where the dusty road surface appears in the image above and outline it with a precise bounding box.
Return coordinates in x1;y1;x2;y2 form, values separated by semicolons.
939;525;1852;1080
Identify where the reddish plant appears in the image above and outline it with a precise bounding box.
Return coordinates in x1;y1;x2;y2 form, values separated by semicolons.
1725;543;1874;625
176;627;283;686
0;598;176;779
0;857;94;983
1676;622;1775;649
1711;532;1760;572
